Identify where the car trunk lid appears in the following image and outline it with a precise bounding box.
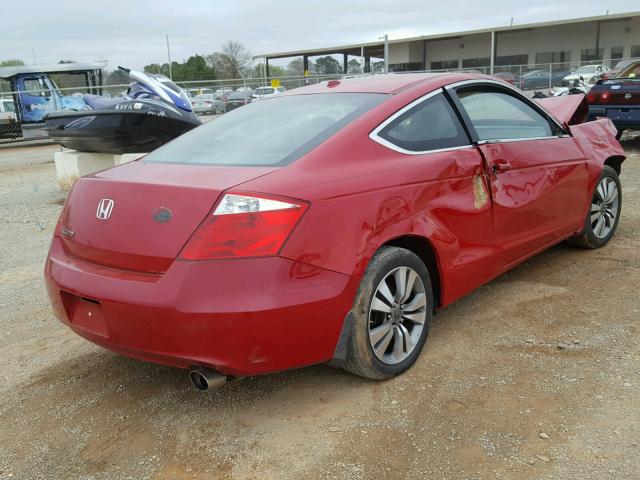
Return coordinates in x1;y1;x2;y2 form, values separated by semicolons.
590;79;640;104
59;161;277;273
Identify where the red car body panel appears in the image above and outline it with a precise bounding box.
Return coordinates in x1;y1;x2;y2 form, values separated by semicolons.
45;73;625;376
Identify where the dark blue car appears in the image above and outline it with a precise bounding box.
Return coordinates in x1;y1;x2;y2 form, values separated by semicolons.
587;61;640;138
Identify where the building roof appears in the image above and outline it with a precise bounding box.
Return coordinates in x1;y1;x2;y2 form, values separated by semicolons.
256;10;640;60
0;62;103;79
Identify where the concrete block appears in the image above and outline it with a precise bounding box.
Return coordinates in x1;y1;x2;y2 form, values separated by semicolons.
54;150;147;190
115;153;146;165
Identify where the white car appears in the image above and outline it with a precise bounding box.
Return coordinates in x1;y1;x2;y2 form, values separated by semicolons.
191;94;224;115
0;97;20;138
215;88;233;97
563;64;610;85
252;86;286;100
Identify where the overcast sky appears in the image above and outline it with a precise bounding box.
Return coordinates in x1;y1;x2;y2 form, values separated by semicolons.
2;1;638;70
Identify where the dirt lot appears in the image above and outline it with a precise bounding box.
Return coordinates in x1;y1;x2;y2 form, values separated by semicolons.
1;136;639;480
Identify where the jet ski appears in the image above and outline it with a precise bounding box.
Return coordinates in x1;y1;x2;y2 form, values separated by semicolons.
44;67;201;154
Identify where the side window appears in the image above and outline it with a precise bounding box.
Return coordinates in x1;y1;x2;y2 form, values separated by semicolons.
23;78;48;97
457;88;554;141
377;93;469;152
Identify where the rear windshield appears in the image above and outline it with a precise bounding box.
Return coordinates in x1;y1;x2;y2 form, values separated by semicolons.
256;88;275;95
145;93;387;166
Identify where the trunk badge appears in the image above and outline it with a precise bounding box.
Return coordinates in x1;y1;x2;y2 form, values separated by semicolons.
96;199;114;220
625;93;632;100
153;207;172;223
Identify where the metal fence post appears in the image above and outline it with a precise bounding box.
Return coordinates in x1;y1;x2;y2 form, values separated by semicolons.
548;63;552;90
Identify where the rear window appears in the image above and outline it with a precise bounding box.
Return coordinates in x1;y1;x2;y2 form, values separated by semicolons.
256;88;275;95
145;93;387;166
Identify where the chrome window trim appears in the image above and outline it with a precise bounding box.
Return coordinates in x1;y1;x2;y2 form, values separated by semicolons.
477;135;570;145
444;78;567;135
369;88;473;155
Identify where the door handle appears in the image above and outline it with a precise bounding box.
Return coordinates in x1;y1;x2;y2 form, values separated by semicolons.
491;160;512;173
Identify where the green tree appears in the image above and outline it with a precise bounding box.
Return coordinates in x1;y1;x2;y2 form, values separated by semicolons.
347;59;362;74
286;58;303;76
371;61;385;74
0;59;25;67
144;55;216;81
314;56;342;75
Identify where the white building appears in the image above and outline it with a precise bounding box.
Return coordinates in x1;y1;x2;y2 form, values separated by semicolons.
258;11;640;75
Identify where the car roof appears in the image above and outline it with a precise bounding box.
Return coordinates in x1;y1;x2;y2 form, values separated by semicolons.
282;72;487;95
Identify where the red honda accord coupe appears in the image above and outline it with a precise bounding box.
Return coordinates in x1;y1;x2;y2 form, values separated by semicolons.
45;73;625;389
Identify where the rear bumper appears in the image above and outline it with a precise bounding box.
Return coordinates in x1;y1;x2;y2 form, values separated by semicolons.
45;237;357;376
588;106;640;129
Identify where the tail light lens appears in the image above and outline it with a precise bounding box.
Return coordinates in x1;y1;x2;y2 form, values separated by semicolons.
179;193;308;260
587;91;610;104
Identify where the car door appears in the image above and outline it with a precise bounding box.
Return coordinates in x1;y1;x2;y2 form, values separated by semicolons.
16;75;56;122
447;82;589;266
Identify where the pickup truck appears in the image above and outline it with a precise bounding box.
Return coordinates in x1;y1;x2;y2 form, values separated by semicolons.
587;60;640;138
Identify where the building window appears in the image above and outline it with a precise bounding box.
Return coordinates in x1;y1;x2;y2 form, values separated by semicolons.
632;46;640;58
495;54;528;66
389;62;423;73
610;47;624;67
535;51;571;66
581;48;603;63
462;57;490;69
430;60;459;71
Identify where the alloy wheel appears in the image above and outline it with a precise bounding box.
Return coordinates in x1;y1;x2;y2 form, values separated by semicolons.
368;266;427;364
590;177;619;239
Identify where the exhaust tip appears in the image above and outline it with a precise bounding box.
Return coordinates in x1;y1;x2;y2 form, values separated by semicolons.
189;367;227;391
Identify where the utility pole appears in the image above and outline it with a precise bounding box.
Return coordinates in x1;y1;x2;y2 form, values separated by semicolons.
166;34;173;80
383;34;389;74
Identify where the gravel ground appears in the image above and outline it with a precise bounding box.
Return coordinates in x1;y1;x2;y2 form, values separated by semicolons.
0;133;639;480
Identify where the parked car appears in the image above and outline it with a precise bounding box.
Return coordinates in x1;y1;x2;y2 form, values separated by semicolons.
0;97;21;138
235;86;254;95
192;94;224;115
187;87;215;98
215;88;233;97
252;85;286;100
587;60;640;138
45;73;625;389
224;91;252;111
493;71;515;85
602;59;639;79
563;64;610;85
518;69;570;90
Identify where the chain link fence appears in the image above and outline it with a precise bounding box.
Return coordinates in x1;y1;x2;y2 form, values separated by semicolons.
0;57;635;145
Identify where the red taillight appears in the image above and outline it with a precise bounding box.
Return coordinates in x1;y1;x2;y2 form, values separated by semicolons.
587;91;610;104
179;193;308;260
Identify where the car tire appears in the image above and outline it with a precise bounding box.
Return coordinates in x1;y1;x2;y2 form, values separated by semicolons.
569;165;622;249
343;246;433;380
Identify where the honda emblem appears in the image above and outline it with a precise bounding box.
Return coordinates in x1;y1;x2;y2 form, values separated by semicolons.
96;198;114;220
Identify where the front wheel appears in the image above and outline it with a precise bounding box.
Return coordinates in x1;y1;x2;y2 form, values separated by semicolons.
343;247;433;380
569;165;621;249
